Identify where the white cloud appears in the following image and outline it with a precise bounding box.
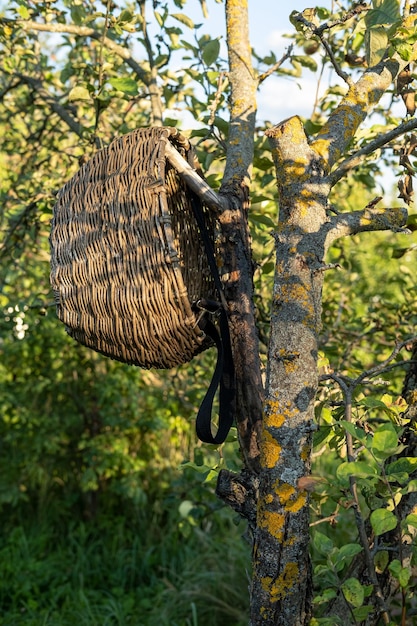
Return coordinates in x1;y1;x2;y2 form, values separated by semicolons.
257;74;319;124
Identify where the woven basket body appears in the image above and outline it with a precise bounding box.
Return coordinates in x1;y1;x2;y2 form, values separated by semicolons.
50;127;216;368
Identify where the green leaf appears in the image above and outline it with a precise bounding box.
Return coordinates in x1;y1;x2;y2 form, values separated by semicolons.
313;588;338;605
405;513;417;529
337;461;378;479
250;213;275;228
293;55;318;72
388;559;411;587
71;5;85;24
313;425;332;448
178;499;194;518
367;0;401;25
387;457;417;475
371;424;399;459
374;549;389;573
352;606;375;620
395;42;414;62
201;39;220;66
340;420;368;444
365;26;389;66
118;9;134;22
68;85;91;101
17;5;30;18
172;13;194;29
370;508;397;536
109;78;139;96
392;246;413;258
330;543;363;572
359;396;387;409
341;577;364;608
313;530;333;556
261;261;275;276
310;618;343;626
338;543;363;562
406;479;417;493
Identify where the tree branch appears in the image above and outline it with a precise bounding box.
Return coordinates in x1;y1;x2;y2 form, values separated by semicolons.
310;58;408;171
258;45;293;85
293;3;369;87
16;73;89;140
328;117;417;185
164;140;226;212
325;205;408;246
3;18;148;83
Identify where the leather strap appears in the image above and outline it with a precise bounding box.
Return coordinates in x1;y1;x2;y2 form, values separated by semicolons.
188;191;236;445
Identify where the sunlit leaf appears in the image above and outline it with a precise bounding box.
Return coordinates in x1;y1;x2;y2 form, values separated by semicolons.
387;457;417;475
371;424;399;458
370;508;397;536
68;85;91;101
109;78;139;96
405;513;417;529
388;559;411;587
365;26;388;66
172;13;195;29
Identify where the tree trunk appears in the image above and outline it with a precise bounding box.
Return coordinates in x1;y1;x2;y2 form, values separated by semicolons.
248;116;329;625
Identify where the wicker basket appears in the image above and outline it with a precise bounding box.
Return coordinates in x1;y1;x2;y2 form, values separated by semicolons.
50;126;217;369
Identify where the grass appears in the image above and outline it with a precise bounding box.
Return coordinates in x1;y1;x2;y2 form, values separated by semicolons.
0;494;250;626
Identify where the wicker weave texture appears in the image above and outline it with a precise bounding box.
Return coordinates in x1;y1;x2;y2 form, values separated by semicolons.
50;127;216;368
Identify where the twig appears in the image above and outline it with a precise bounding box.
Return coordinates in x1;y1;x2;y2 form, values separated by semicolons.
258;45;294;84
354;338;417;387
208;71;228;126
293;4;370;87
138;0;163;124
315;3;369;37
94;0;111;134
322;374;391;623
318;34;352;86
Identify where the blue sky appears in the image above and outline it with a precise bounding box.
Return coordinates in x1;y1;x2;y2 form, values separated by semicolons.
180;0;334;124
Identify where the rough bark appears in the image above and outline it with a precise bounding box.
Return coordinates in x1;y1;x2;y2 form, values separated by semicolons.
248;116;328;626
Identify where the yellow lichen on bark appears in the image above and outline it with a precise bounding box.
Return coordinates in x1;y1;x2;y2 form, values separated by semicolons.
274;481;308;513
261;428;282;468
260;562;300;602
359;206;406;229
301;441;311;461
258;508;286;541
311;103;363;165
264;398;285;429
